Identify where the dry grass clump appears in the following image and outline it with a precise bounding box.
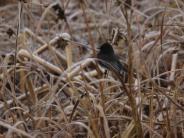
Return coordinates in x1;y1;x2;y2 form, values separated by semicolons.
0;0;184;138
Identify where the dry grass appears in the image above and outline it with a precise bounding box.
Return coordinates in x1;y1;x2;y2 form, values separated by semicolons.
0;0;184;138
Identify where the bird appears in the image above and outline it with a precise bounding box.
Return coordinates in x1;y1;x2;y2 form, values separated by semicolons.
97;42;128;76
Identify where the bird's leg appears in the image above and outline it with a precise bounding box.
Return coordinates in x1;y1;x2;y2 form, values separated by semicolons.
104;69;108;78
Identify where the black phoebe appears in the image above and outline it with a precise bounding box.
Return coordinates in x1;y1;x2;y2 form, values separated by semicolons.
97;42;128;76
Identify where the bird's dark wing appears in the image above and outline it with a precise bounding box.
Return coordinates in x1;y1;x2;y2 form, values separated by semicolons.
113;57;128;73
97;54;128;74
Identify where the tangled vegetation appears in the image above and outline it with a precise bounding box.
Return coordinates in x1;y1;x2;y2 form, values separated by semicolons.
0;0;183;137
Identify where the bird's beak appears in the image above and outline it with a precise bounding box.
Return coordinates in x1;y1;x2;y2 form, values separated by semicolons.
96;46;101;50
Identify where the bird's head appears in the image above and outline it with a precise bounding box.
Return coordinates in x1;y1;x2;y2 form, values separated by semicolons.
98;42;114;54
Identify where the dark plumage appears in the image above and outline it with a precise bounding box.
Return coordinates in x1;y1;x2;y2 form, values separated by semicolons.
97;42;128;75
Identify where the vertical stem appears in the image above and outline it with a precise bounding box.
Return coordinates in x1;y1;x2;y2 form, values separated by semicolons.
121;5;143;137
79;0;96;56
